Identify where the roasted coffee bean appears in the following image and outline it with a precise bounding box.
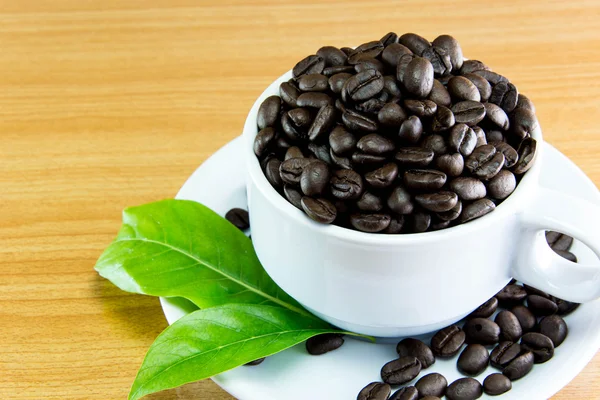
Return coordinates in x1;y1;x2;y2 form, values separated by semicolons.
484;103;510;130
257;96;282;130
356;96;387;114
404;169;447;191
316;46;348;67
458;344;489;376
449;124;477;156
460;59;490;74
517;94;536;113
279;157;314;185
422;46;452;76
381;356;422;385
296;92;332;108
472;126;487;147
300;160;330;196
495;310;523;342
358;134;395;155
468;296;498;318
390;386;418;400
449;177;486;201
225;208;249;230
415;191;458;212
411;211;431;233
487;169;516;199
490;82;518;113
513;137;537;174
385;215;405;234
254;127;276;157
343;110;379;132
465;145;504;180
490;341;522;368
348;40;385;63
383;75;403;97
555;298;580;315
300;197;336;224
388;186;415;214
396;53;416;83
459;198;495;223
329;72;353;94
308;105;336;141
539;315;568;347
351;213;391;232
452;101;486;126
285;146;304;160
404;99;437;117
382;43;413;68
446;378;482;400
464;318;501;345
381;31;399;46
378;102;407;127
340;47;354;56
283;185;303;209
330;169;364;200
421;397;442;400
435;153;464;177
357;191;384;212
288;107;313;130
265;158;283;188
352;152;387;165
431;105;456;132
323;65;355;77
436;200;462;221
491;141;518;168
244;358;265;366
546;231;574;251
429;79;452;107
330;148;352;169
523;284;552;298
511;305;537;333
403;56;435;98
527;295;558;316
307;142;332;164
399;33;431;55
521;332;554;363
395;147;434;167
511;107;539;140
396;338;435;369
503;351;534;381
329;126;356;155
415;373;447;397
483;373;512;396
306;333;344;355
432;34;463;70
485;129;505;143
398;116;424;143
293;54;325;77
496;284;528;306
275;136;292;151
422;134;449;156
448;76;481;102
473;70;508;85
431;325;466;357
355;57;386;74
357;382;392;400
297;73;328;92
365;163;399;188
462;73;492;102
344;69;385;102
430;219;451;230
555;250;577;262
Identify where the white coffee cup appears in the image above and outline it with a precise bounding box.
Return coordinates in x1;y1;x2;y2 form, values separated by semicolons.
243;70;600;337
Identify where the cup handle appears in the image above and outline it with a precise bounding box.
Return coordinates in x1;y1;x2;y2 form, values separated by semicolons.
512;187;600;302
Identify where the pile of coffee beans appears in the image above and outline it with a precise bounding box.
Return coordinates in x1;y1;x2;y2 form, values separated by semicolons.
253;32;539;233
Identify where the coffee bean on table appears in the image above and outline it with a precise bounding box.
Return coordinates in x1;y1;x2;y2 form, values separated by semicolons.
390;386;419;400
448;76;481;102
495;310;523;342
546;231;574;251
357;382;392;400
459;198;495;223
284;185;303;209
457;344;490;376
539;315;568;347
330;169;364;200
300;160;330;196
527;294;558;316
435;153;464;177
403;56;434;98
432;34;464;70
415;373;447;397
398;115;423;143
483;373;512;395
244;357;265;366
399;32;431;55
449;177;486;201
388;186;415;214
395;147;435;167
464;318;501;345
502;351;534;381
446;378;483;400
511;305;537;333
365;163;399;188
225;208;250;230
300;197;337;224
487;170;516;199
520;332;554;363
293;54;325;77
468;297;498;318
496;284;528;306
431;325;466;357
351;213;392;233
305;333;344;355
490;341;522;368
381;356;422;385
396;338;436;369
431;105;456;132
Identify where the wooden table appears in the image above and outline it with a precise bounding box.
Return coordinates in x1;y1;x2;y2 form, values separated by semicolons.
1;1;598;399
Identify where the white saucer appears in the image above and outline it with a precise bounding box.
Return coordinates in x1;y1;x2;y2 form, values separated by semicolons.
161;137;600;400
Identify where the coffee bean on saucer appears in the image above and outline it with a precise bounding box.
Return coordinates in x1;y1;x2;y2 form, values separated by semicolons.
357;382;392;400
390;386;419;400
483;373;512;395
300;197;337;224
225;208;250;230
520;332;554;363
396;338;436;369
490;341;522;369
502;351;534;381
495;311;523;342
446;378;483;400
511;305;537;333
431;325;466;357
305;333;344;355
464;318;501;345
457;344;489;376
381;356;422;385
468;297;498;318
415;373;447;398
539;315;568;347
244;357;265;366
527;294;558;316
554;250;578;262
555;298;580;316
495;284;527;306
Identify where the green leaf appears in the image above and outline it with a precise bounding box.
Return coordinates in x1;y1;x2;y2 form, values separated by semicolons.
95;200;308;316
128;304;345;400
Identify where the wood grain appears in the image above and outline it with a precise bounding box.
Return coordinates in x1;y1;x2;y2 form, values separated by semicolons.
1;0;598;399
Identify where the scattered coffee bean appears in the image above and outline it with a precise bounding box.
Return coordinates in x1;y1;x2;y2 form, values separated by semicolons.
483;373;512;395
446;378;483;400
300;197;337;224
306;333;344;355
511;305;537;333
496;284;528;306
495;310;523;342
555;298;580;316
390;386;418;400
520;332;554;363
415;373;447;397
225;208;250;230
539;315;568;347
244;358;265;366
502;351;534;381
357;382;392;400
464;318;501;345
396;338;436;369
431;325;466;357
468;297;498;318
457;344;489;376
527;294;559;316
381;356;422;385
490;341;522;368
